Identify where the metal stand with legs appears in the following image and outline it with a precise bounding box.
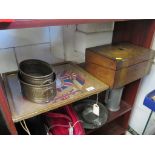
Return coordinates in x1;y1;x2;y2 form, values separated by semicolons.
142;111;153;135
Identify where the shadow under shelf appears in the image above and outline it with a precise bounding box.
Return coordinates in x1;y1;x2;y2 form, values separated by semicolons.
86;100;132;135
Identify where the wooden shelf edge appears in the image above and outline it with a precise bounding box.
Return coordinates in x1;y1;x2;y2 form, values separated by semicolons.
89;122;126;135
12;87;107;123
86;100;131;134
2;63;109;123
0;19;129;30
107;101;132;123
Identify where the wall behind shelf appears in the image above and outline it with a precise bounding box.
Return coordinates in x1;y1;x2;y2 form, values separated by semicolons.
63;23;114;63
0;26;65;73
0;22;114;73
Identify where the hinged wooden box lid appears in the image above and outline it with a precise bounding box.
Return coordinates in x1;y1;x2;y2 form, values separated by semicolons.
86;43;155;88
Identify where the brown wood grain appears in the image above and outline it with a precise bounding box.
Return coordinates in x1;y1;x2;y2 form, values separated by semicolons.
86;43;155;69
85;62;115;88
85;43;154;88
85;49;117;70
113;20;155;48
114;60;152;88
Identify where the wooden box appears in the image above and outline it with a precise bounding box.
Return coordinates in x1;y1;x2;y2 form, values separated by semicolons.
85;43;155;88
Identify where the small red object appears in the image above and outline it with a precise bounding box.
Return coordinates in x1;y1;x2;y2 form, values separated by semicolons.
0;19;14;23
44;105;85;135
